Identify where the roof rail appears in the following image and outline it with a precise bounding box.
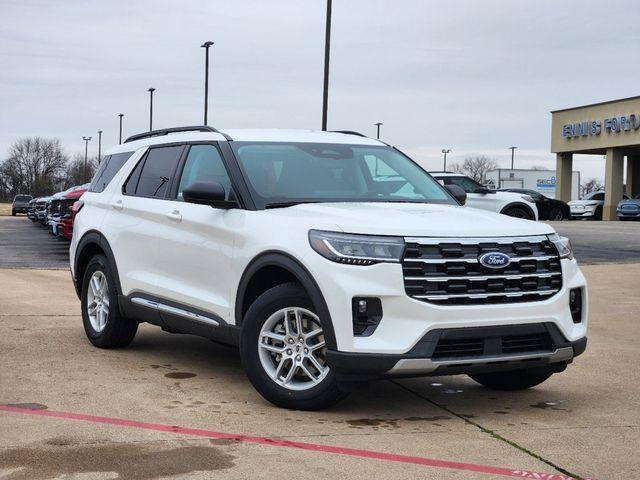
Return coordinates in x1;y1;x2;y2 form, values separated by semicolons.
124;126;232;143
330;130;367;138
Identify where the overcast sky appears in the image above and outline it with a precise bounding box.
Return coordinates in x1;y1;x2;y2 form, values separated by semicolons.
2;0;640;181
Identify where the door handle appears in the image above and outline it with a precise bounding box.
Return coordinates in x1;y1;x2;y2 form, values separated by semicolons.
167;209;182;222
112;199;123;211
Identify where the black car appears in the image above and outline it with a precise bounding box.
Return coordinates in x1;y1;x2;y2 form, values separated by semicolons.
498;188;570;220
11;194;32;215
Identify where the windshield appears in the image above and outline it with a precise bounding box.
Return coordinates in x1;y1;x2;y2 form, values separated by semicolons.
231;142;454;209
14;195;32;202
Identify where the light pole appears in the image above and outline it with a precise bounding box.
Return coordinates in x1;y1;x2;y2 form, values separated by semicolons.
321;0;332;131
97;130;103;165
118;114;124;144
201;41;214;125
509;146;517;169
374;122;383;139
148;88;155;131
82;136;92;182
442;149;451;171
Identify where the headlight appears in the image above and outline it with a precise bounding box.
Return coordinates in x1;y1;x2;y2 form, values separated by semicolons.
521;195;535;203
547;233;573;260
309;230;405;265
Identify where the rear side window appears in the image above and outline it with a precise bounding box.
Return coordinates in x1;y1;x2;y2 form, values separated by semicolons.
90;152;134;193
124;146;183;198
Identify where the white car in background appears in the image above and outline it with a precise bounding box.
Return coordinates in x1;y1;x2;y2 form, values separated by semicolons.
430;172;539;220
568;191;629;220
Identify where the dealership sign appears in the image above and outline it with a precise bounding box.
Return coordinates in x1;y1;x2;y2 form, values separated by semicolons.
562;114;640;138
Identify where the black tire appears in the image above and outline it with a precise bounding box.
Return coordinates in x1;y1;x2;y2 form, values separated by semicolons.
503;206;534;220
81;254;138;348
11;210;16;216
469;368;555;391
548;207;564;221
240;282;347;410
594;205;603;220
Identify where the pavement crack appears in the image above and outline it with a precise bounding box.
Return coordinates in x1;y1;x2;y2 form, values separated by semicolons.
391;380;586;480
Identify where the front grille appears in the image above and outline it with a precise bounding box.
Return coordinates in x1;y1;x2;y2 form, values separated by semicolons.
402;236;562;305
432;330;554;360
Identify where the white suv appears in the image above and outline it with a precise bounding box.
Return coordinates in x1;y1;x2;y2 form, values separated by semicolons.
70;126;588;410
430;172;539;220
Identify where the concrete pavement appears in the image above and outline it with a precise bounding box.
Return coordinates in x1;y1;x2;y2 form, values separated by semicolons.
1;263;638;479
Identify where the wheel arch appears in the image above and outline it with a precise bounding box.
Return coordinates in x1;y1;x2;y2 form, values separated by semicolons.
235;251;337;350
74;231;122;300
500;202;536;220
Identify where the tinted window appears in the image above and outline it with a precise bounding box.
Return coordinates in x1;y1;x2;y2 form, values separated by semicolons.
177;145;234;201
125;146;183;198
90;152;134;193
14;195;32;201
442;176;483;193
590;192;604;201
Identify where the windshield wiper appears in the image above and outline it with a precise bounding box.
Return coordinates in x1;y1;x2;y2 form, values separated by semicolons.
264;201;321;209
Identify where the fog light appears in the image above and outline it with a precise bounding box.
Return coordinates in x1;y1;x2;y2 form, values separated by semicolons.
569;288;582;324
357;299;368;314
352;297;382;336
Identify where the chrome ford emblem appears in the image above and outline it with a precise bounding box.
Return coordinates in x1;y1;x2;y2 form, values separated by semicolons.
479;252;511;269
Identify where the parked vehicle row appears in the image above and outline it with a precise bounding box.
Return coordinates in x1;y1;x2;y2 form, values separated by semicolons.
69;126;588;410
568;191;636;220
26;184;89;239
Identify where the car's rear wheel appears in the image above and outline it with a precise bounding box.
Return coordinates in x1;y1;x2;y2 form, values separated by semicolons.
81;254;138;348
11;210;16;216
549;207;564;221
469;367;555;391
240;282;347;410
503;206;533;220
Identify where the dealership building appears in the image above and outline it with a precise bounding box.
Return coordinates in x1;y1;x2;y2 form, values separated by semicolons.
552;95;640;220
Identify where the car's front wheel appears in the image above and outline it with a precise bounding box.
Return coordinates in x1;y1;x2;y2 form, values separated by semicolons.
240;283;347;410
469;367;555;391
81;254;138;348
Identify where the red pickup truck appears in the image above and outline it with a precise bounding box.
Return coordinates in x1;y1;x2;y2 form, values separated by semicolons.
57;187;87;240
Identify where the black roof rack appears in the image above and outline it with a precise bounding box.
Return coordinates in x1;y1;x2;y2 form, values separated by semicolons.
330;130;367;138
124;126;232;143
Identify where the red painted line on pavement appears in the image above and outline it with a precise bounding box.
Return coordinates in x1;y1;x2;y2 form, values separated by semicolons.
0;405;589;480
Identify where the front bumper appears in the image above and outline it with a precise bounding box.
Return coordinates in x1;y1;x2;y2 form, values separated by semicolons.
326;323;586;379
570;208;596;217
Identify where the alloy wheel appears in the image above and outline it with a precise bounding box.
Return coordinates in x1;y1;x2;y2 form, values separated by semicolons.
257;307;329;391
87;271;110;333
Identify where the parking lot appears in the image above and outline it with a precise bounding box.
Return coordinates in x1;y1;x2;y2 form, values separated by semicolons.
1;215;639;479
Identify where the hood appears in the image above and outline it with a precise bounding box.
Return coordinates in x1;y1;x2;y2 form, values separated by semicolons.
618;198;640;206
265;202;554;237
569;199;601;206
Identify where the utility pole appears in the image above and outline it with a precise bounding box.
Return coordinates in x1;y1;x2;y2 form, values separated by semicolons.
201;41;214;125
321;0;332;131
509;146;517;169
97;130;103;165
82;136;92;183
442;149;451;171
148;88;155;131
118;114;124;144
374;122;383;139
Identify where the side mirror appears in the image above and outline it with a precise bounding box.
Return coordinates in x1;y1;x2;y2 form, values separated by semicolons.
183;181;235;209
446;184;467;205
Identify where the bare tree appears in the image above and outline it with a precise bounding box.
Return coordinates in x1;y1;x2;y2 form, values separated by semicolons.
0;137;68;198
63;153;98;189
449;155;499;183
530;165;551;171
580;178;603;198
